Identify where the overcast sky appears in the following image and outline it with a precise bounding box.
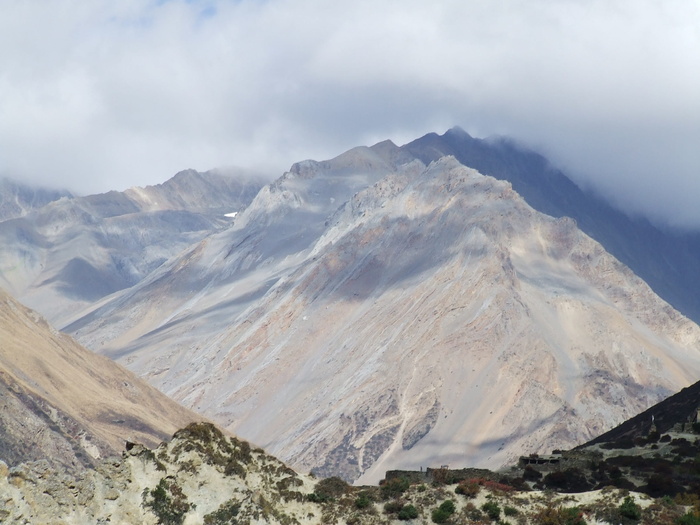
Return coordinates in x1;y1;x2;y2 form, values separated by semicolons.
1;0;698;228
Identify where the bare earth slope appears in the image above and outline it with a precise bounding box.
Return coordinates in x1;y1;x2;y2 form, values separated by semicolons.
68;152;700;483
0;288;201;471
0;169;265;326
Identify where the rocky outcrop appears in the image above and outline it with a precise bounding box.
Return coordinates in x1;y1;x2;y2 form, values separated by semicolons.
0;423;318;525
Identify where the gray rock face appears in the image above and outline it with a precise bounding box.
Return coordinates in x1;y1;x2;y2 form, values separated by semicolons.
0;169;266;326
0;178;72;222
67;150;700;483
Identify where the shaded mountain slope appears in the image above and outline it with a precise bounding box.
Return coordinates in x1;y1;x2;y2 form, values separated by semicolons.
402;127;700;325
0;169;265;326
68;153;700;483
0;177;72;221
580;378;700;448
0;288;201;472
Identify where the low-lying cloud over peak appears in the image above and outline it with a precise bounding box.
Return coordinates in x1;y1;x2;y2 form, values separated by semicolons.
1;0;698;228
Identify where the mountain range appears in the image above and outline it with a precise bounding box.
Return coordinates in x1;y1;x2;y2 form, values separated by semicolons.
20;132;691;484
2;128;700;486
0;169;265;326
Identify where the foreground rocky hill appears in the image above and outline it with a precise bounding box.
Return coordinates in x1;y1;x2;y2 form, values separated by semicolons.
0;169;265;326
3;421;700;525
67;148;700;483
0;288;200;472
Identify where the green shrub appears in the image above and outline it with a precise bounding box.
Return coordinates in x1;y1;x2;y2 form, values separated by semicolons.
481;501;501;520
504;505;519;517
432;500;456;523
384;500;404;514
543;468;593;493
316;476;350;495
439;500;455;514
142;478;192;525
431;508;450;523
381;477;410;499
678;513;700;525
313;476;350;501
619;495;641;521
203;500;240;525
307;492;332;503
398;504;419;520
354;493;372;509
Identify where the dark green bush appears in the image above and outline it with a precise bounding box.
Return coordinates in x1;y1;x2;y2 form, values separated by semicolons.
398;504;419;520
142;478;192;525
307;492;332;503
431;500;456;523
543;468;593;493
314;476;350;500
523;465;543;481
504;505;519;517
354;492;372;509
203;500;240;525
384;500;404;514
619;495;641;521
431;508;450;523
481;501;501;520
381;477;410;499
439;500;455;514
677;512;700;525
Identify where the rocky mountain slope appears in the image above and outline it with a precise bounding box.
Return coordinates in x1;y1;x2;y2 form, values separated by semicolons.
0;177;72;222
0;287;201;472
402;127;700;325
66;147;700;483
0;169;265;326
580;377;700;448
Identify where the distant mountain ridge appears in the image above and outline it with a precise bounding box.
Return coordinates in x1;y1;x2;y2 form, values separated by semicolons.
0;177;72;221
0;169;266;326
402;127;700;325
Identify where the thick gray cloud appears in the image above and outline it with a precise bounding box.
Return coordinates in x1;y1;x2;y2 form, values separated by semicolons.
1;0;698;228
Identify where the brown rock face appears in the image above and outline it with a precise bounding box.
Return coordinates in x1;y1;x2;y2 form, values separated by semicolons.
0;288;201;471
